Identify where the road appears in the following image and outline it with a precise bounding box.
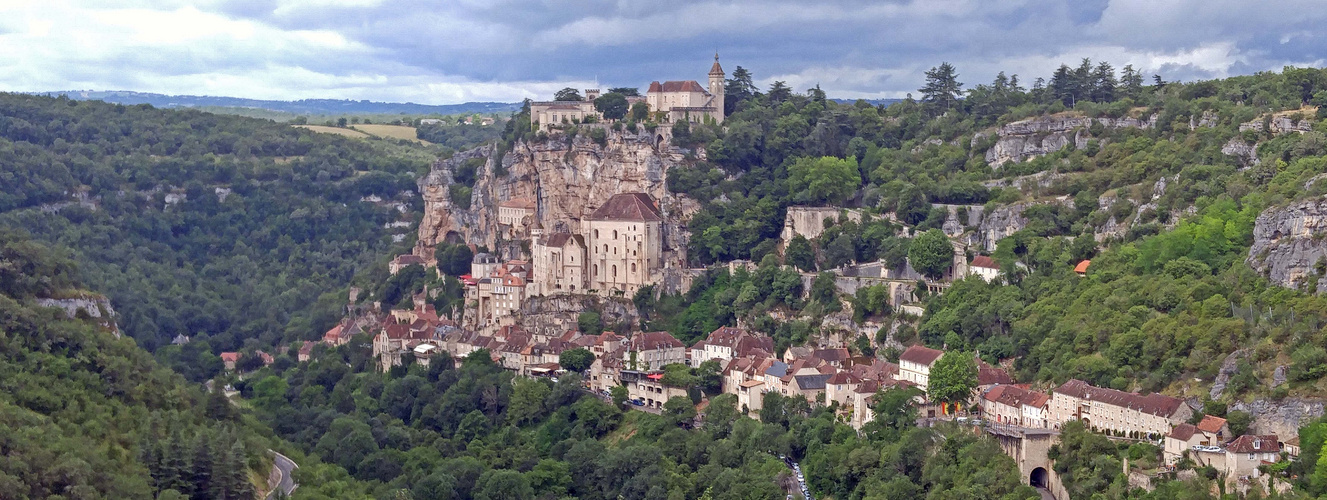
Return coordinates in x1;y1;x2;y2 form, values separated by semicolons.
266;451;298;499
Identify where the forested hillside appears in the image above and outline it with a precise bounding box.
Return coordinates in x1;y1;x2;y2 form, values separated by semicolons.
635;62;1327;401
0;230;274;499
0;93;454;381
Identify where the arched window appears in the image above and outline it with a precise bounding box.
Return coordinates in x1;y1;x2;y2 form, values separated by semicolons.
631;263;636;272
612;265;617;277
613;230;618;239
594;229;599;238
593;264;598;276
604;244;608;252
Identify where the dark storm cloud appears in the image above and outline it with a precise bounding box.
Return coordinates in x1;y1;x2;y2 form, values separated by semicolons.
0;0;1323;103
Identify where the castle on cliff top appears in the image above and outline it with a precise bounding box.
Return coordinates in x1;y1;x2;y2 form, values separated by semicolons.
530;55;726;131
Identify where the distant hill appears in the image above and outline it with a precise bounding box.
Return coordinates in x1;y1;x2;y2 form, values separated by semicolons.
830;97;902;107
35;90;523;117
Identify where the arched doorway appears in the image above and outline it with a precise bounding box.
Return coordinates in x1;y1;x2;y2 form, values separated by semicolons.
1030;467;1049;489
655;134;665;148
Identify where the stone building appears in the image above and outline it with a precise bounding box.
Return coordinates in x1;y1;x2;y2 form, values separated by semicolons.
618;330;687;371
498;198;536;238
898;345;944;394
531;233;588;295
980;385;1050;428
690;326;775;365
645;54;725;125
529;56;726;131
584;192;664;296
1048;379;1192;437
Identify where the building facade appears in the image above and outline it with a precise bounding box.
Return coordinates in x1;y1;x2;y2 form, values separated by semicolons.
898;345;944;394
584;193;664;296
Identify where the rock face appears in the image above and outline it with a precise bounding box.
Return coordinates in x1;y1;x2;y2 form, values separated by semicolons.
416;130;701;266
36;293;121;337
1247;197;1327;293
516;294;639;338
984;114;1156;167
1221;138;1260;168
975;198;1073;251
1229;398;1325;438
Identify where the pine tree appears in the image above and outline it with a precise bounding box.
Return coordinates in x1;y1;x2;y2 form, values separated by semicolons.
1073;58;1095;106
1120;65;1144;99
919;62;963;114
1049;65;1074;106
189;430;214;500
1092;62;1118;102
162;429;192;494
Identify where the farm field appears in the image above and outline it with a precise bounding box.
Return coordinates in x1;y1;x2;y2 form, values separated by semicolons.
294;124;372;138
353;124;431;144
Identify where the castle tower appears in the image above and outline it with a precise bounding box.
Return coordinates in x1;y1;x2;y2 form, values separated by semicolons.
708;53;725;123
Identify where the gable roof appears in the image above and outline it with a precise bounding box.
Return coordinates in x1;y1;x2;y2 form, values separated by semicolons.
1226;435;1280;453
812;348;851;363
1197;415;1228;434
971;255;999;270
544;233;585;249
588;193;663;222
1075;260;1092;273
900;345;944;366
650;80;708;93
629;331;685;351
977;359;1014;385
764;361;789;378
500;197;536;209
1168;423;1198;441
1053;379;1186;418
982;384;1049;409
794;373;833;391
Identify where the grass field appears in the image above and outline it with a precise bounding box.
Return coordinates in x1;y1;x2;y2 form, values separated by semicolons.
294;125;372;138
353;124;430;144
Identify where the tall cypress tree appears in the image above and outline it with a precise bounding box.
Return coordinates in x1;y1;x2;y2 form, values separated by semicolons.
1092;62;1118;102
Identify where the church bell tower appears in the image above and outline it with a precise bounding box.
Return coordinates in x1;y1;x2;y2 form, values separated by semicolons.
708;53;725;123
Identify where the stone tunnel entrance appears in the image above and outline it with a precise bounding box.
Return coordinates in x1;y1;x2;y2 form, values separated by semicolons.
1030;467;1049;489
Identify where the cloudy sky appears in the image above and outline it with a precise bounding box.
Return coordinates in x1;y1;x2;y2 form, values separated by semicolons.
1;0;1324;104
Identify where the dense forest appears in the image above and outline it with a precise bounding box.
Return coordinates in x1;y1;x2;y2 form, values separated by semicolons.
0;229;274;499
0;93;455;381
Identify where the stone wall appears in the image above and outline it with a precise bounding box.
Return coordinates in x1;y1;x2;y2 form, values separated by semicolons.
516;294;640;338
781;207;863;244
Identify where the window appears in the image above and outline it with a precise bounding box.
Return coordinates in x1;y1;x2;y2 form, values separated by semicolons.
612;265;617;277
594;229;599;238
613;230;618;239
631;263;636;272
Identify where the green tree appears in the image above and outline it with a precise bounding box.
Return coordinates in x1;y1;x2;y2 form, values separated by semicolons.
594;92;629;120
630;101;650;122
577;311;603;336
786;235;816;272
553;88;583;101
861;387;921;442
507;377;551;426
919;62;963;113
474;470;533;500
413;472;458;500
787;156;860;205
610;385;629;407
927;351;977;405
559;348;595;373
663;396;697;426
607;87;640;97
908;229;953;280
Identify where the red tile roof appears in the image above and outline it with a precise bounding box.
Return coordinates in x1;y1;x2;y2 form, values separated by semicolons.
977;359;1014;385
544;233;585;248
1226;435;1280;454
500;197;536;209
587;193;663;222
629;331;685;351
971;255;999;269
899;345;944;366
1169;423;1198;441
220;352;240;363
1075;260;1091;273
649;80;707;93
1197;415;1228;434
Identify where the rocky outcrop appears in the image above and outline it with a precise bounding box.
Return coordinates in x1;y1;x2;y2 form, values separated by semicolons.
1222;138;1260;168
976;198;1073;251
1209;350;1248;400
36;293;120;337
416;130;700;264
984;114;1156;167
516;294;639;337
1247;197;1327;292
1229;398;1325;439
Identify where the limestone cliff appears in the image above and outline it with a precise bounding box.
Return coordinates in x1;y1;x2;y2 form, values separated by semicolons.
416;129;701;264
516;294;639;338
984;113;1156;167
36;292;121;337
1247;197;1327;293
975;198;1073;251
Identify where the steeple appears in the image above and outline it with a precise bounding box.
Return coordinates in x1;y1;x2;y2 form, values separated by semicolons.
709;52;724;77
